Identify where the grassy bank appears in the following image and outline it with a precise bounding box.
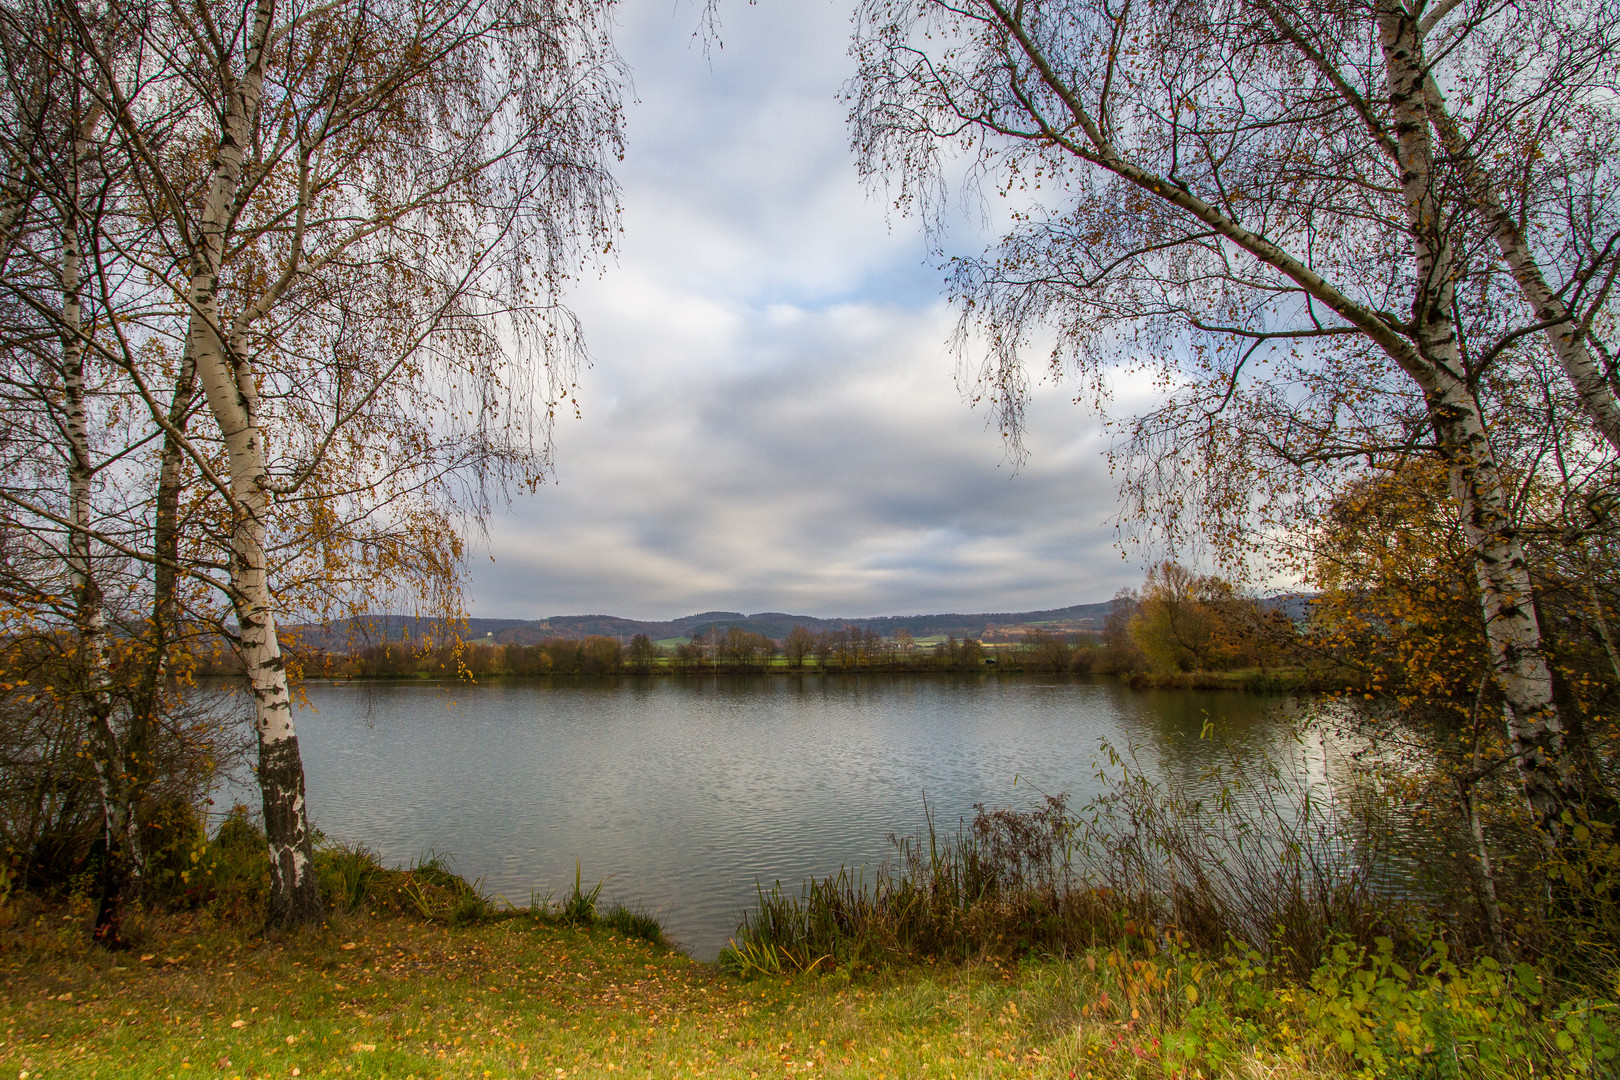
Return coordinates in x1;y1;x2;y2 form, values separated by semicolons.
5;742;1613;1079
4;897;1610;1080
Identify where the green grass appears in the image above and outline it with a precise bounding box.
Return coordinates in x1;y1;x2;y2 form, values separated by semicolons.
0;902;1149;1080
4;897;1611;1079
4;793;1614;1080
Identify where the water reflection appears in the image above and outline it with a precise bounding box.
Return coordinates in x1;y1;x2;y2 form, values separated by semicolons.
218;674;1309;959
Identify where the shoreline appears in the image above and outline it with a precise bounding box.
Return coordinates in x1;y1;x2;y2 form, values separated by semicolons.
273;667;1343;694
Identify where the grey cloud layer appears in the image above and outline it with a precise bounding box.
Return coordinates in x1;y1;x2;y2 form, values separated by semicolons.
467;2;1139;621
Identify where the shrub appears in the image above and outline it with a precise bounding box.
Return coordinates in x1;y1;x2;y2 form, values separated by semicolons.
138;796;211;901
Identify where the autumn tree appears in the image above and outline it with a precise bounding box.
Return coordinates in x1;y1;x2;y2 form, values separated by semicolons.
580;636;624;674
783;625;815;668
1127;562;1267;673
0;0;224;944
0;0;628;929
848;0;1618;853
936;635;986;670
1301;457;1620;956
626;632;660;672
718;626;775;670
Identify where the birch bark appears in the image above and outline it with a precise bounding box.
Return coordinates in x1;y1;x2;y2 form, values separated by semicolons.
58;103;137;945
183;0;321;927
1417;77;1620;455
1378;0;1576;849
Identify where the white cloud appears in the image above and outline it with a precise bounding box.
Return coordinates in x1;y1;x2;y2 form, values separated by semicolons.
467;1;1142;620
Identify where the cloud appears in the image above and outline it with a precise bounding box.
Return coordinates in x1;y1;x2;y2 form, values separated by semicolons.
467;1;1141;621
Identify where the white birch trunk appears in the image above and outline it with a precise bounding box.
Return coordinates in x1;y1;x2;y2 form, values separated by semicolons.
1489;217;1620;454
0;179;28;279
1380;1;1577;851
184;0;320;927
1418;76;1620;454
59;126;136;944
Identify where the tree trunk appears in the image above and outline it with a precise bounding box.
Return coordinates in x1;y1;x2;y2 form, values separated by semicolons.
1417;76;1620;455
183;0;321;928
1430;377;1578;847
1457;776;1513;968
1490;217;1620;455
122;347;199;904
1380;0;1578;854
59;133;134;947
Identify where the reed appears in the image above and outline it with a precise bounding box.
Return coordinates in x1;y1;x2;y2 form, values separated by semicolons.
720;797;1124;976
560;858;607;925
721;726;1416;979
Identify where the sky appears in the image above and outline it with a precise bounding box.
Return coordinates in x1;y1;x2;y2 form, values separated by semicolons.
468;0;1147;622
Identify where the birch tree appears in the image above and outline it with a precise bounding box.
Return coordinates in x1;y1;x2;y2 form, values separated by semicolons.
848;0;1618;854
0;0;180;945
55;0;624;926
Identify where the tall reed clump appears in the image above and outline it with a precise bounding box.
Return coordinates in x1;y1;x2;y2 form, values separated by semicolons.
1075;733;1406;980
721;796;1128;975
723;724;1423;980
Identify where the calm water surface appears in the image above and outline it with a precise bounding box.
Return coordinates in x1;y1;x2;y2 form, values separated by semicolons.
238;675;1308;959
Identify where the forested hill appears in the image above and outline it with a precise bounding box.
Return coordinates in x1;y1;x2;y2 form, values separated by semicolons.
290;602;1120;649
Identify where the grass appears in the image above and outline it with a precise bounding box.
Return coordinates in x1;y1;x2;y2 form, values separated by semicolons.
7;745;1618;1079
0;899;1354;1080
710;753;1620;1079
7;897;1610;1080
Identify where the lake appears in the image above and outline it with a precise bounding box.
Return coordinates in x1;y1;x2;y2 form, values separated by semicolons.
229;675;1319;959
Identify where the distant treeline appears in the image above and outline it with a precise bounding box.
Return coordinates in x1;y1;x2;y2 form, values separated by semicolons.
285;626;1103;677
190;565;1308;683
